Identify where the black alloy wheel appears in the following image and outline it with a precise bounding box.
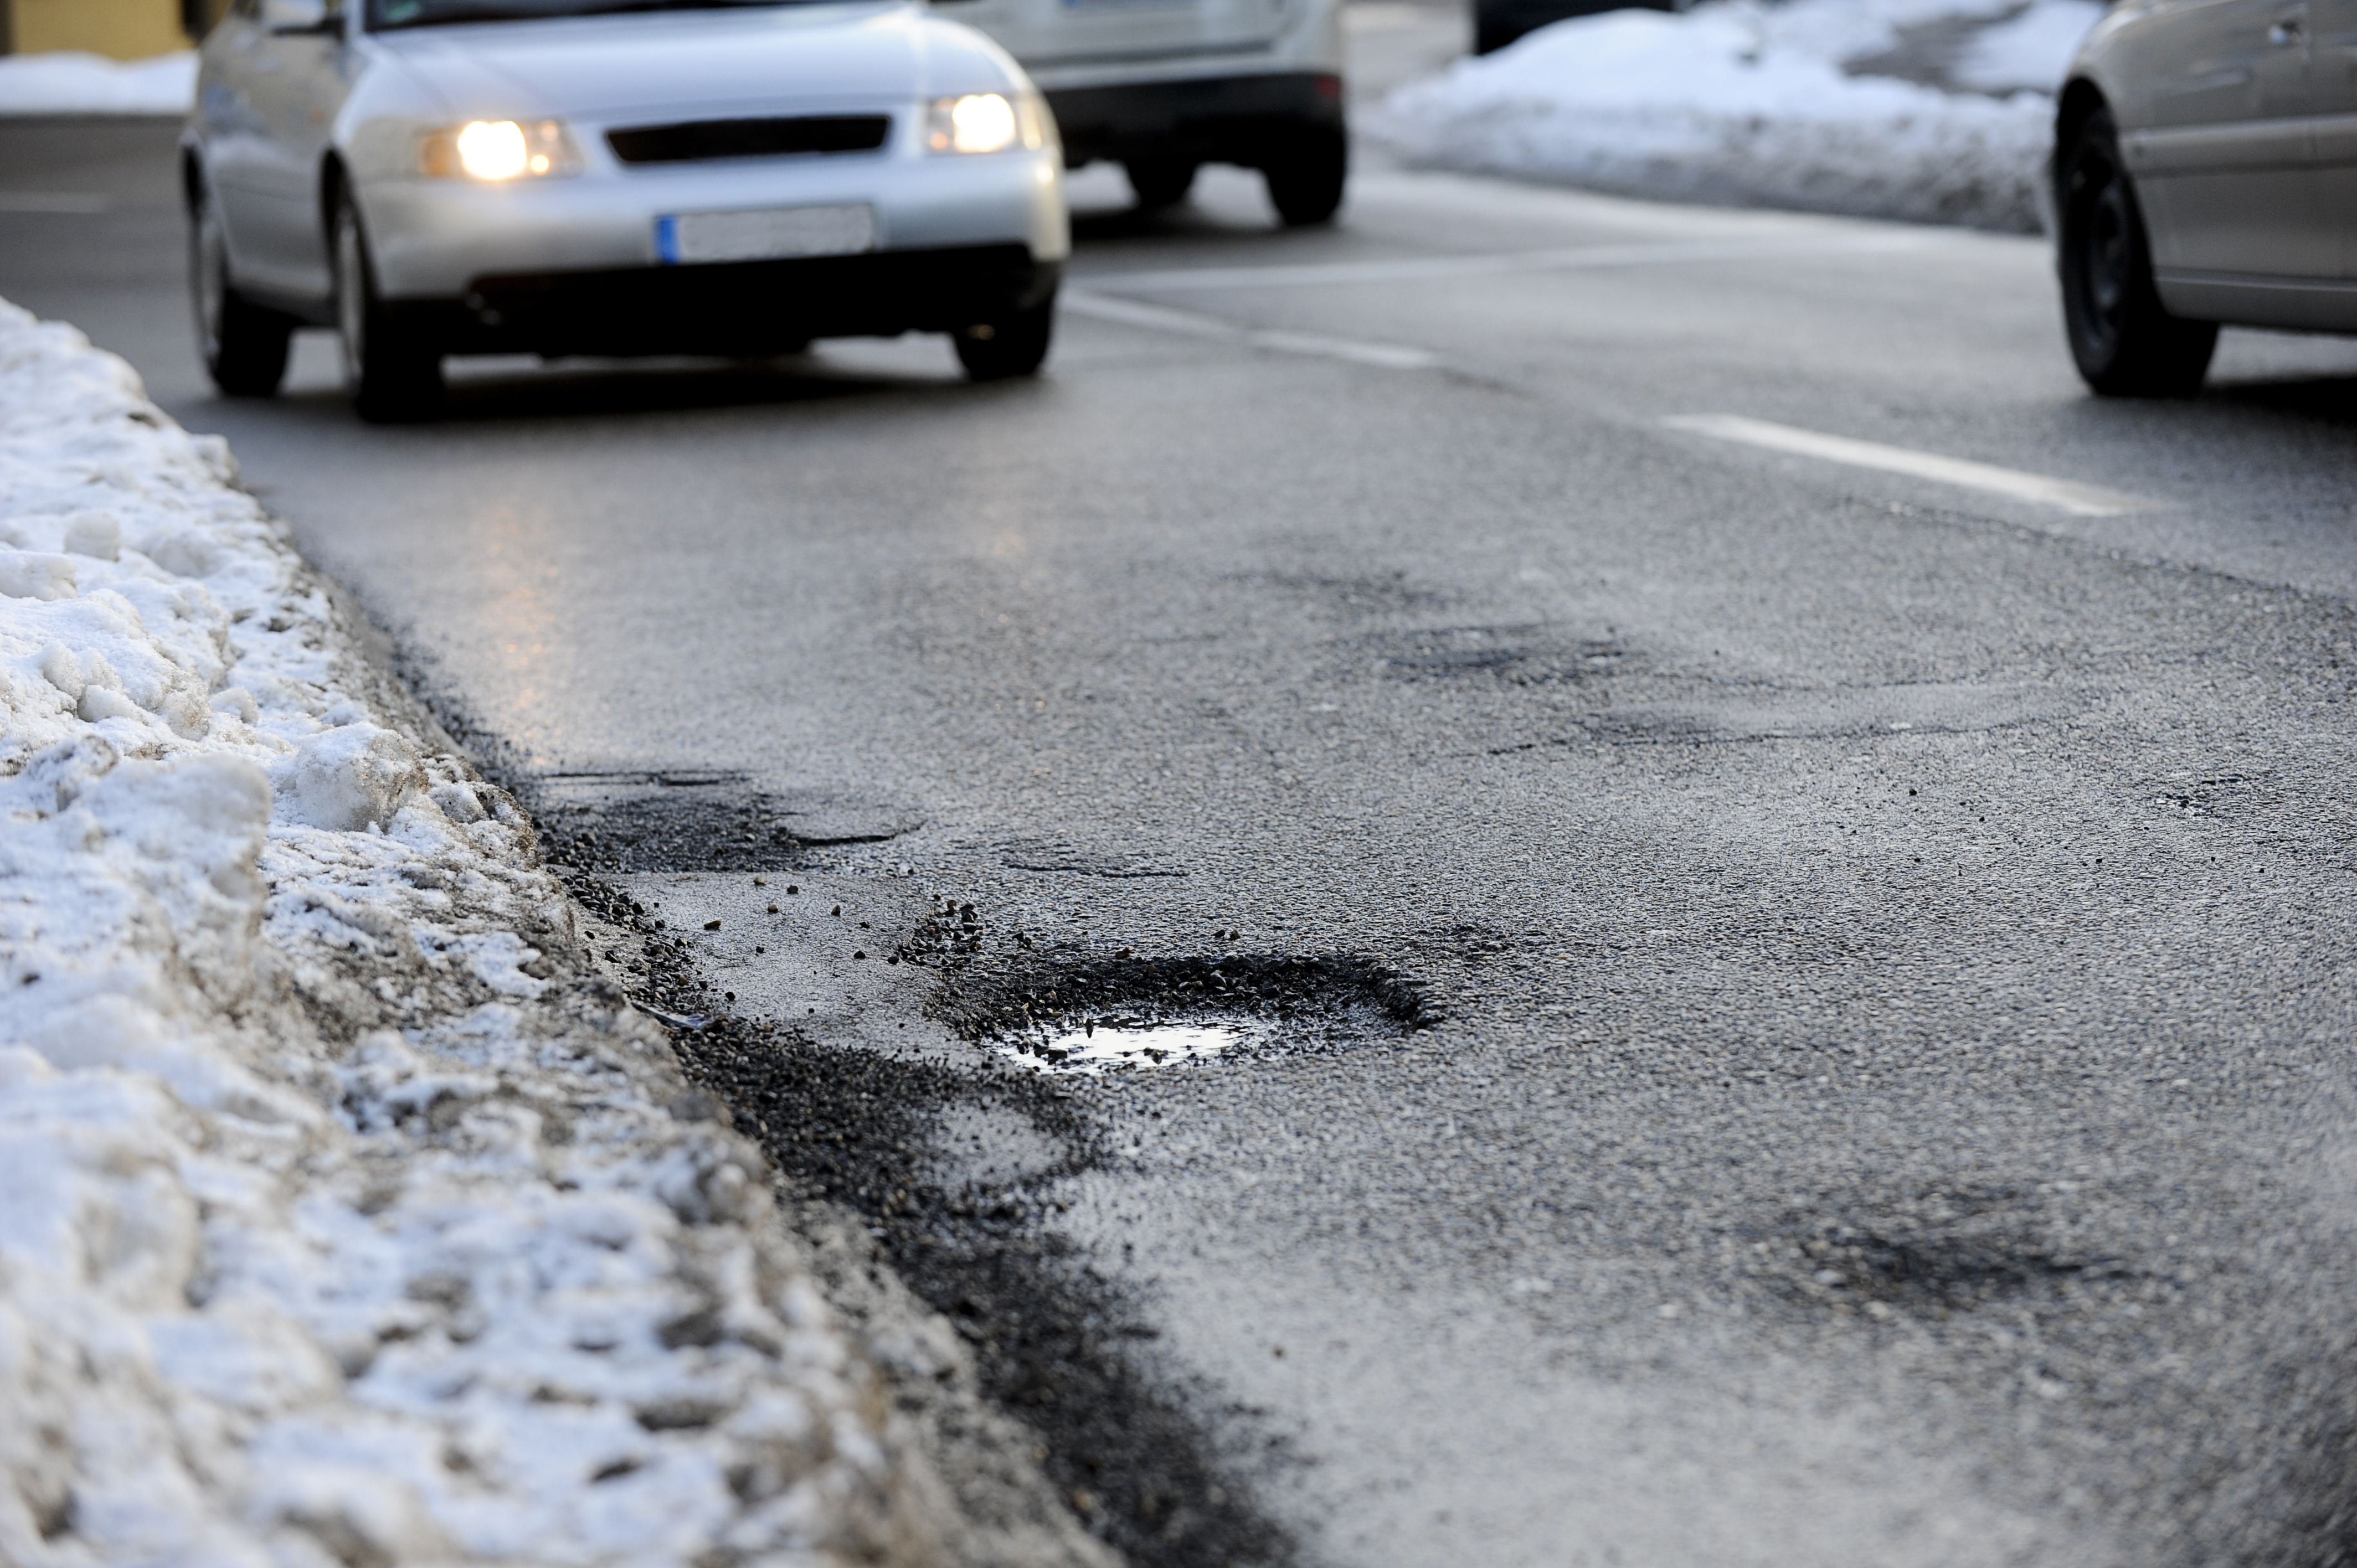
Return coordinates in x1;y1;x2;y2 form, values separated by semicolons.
333;192;444;423
189;173;293;397
954;290;1056;381
1125;158;1200;210
1263;124;1347;228
2057;106;2217;397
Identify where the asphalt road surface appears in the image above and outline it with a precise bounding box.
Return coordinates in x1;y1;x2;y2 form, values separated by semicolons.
8;18;2357;1565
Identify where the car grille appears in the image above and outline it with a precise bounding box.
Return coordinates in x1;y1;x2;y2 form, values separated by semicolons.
606;116;892;165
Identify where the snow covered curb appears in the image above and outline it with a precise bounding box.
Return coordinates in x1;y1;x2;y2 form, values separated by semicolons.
0;300;933;1566
0;52;196;117
1366;0;2102;233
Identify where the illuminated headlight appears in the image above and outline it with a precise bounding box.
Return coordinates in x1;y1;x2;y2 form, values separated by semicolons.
926;93;1028;154
420;120;579;180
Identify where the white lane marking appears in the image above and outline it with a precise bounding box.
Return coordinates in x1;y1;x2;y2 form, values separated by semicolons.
0;191;111;214
1662;414;2159;517
1072;230;1940;295
1061;289;1440;370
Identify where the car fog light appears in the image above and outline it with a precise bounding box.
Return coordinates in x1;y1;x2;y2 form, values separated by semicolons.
421;119;579;180
927;93;1020;155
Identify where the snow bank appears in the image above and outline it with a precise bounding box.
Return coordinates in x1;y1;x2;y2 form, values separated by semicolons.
0;300;927;1565
1952;0;2106;92
0;51;196;117
1368;0;2103;231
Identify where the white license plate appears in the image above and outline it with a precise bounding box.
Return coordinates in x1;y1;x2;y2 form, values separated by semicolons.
655;204;876;265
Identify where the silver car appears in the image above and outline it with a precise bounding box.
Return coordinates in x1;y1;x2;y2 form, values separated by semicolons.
185;0;1071;419
2055;0;2357;395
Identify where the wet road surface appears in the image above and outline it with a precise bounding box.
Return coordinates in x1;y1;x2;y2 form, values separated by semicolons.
7;25;2357;1564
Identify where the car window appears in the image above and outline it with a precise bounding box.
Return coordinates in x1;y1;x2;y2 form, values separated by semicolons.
368;0;835;29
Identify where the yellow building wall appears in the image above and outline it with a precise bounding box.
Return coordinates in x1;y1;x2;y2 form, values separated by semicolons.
9;0;192;58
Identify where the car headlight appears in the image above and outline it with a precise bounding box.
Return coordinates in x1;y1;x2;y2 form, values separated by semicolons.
926;93;1032;155
419;119;580;180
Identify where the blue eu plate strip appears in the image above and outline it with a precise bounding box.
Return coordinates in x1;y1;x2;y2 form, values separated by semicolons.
655;215;680;265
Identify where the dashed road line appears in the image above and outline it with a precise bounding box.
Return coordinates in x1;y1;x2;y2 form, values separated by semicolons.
1061;290;1441;370
1662;413;2159;517
1070;230;1942;295
0;191;111;214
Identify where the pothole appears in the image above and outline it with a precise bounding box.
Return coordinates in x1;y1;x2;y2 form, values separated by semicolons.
557;873;1303;1568
1001;1021;1243;1076
925;950;1438;1072
525;771;923;872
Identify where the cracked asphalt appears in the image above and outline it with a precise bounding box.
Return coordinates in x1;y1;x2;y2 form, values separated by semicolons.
7;13;2357;1559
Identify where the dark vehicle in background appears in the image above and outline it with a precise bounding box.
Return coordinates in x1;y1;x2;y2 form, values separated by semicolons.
2055;0;2357;395
1471;0;1673;57
937;0;1349;223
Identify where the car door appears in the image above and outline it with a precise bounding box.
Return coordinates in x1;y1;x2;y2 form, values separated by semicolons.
2110;0;2323;278
230;0;351;296
2308;0;2357;279
939;0;1294;80
202;0;285;281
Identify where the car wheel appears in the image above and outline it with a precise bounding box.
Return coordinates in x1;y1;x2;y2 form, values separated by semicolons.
954;290;1056;382
333;193;443;423
1125;158;1198;210
189;175;292;398
1264;126;1347;228
2058;107;2216;398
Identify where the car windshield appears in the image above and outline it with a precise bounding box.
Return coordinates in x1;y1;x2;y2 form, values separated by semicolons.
368;0;837;29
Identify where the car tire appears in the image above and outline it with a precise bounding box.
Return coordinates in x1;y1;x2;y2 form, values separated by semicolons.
1125;158;1198;210
1264;125;1347;228
190;174;292;398
2058;107;2216;398
954;290;1056;381
333;192;444;423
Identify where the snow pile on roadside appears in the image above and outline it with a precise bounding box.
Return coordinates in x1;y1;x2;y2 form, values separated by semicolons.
0;50;196;117
0;298;927;1566
1949;0;2106;92
1368;0;2104;231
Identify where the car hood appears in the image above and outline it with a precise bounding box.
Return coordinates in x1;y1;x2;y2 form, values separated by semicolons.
373;3;1015;121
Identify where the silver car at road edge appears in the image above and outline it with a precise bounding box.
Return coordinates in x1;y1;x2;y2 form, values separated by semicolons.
2055;0;2357;395
186;0;1071;419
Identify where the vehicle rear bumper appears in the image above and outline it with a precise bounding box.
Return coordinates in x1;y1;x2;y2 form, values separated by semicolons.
1048;71;1343;168
387;244;1062;358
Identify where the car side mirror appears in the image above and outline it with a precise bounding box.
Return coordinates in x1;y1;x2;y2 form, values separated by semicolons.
262;0;338;34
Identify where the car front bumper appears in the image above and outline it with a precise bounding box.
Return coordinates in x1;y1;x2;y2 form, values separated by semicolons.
357;139;1067;334
384;243;1061;356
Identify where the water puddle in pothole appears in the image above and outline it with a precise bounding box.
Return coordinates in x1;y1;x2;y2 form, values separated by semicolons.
999;1022;1243;1075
